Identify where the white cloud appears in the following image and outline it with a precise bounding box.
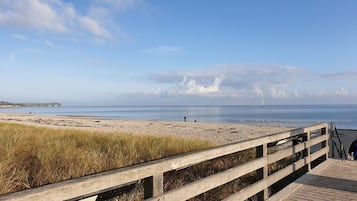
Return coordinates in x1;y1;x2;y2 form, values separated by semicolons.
88;37;107;45
137;65;357;104
144;46;183;55
12;33;27;40
270;87;289;99
144;88;164;96
87;6;111;23
0;0;111;41
44;40;58;48
293;90;299;97
146;64;303;99
97;0;143;11
21;48;43;54
253;85;264;97
0;0;67;33
61;4;76;20
180;76;222;95
314;90;327;97
321;72;357;79
78;16;111;39
145;76;222;96
336;88;348;96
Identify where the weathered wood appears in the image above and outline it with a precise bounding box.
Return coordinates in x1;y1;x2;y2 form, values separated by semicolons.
267;159;334;201
262;144;269;200
307;132;312;171
0;123;329;201
147;157;266;201
304;123;328;133
152;174;163;197
223;180;267;201
268;157;308;186
268;146;329;187
310;147;329;162
268;159;357;201
310;134;329;146
268;142;307;164
267;134;328;164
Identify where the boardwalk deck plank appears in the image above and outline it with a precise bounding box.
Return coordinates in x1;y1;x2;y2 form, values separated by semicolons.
269;159;357;201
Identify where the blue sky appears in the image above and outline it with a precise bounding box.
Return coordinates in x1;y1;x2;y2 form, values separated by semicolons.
0;0;357;105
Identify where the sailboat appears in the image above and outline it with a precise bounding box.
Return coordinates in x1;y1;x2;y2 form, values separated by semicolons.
260;99;265;107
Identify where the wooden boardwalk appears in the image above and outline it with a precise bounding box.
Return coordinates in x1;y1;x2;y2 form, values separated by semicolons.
0;123;339;201
269;159;357;201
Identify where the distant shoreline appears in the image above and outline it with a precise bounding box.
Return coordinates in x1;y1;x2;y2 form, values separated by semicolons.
0;101;61;109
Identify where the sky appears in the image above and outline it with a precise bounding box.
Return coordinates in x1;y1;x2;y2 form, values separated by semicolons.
0;0;357;105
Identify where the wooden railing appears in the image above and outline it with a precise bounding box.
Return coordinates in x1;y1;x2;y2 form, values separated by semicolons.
0;123;329;201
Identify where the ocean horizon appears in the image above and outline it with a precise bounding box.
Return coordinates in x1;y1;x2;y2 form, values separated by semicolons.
1;104;357;129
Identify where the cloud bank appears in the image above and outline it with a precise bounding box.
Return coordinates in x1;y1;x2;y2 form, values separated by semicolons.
139;64;357;105
0;0;67;33
145;64;302;99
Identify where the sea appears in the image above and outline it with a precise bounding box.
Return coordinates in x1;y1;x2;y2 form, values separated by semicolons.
1;105;357;129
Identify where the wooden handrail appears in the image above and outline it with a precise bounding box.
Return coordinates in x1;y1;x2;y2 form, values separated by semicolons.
0;123;329;201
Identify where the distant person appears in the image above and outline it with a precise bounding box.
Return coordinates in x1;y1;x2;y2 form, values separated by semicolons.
184;116;186;122
348;139;357;160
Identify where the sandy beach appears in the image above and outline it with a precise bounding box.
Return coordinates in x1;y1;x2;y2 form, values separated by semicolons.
0;113;290;145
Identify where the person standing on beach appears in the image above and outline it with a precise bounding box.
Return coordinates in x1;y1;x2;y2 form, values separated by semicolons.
348;139;357;160
184;116;187;122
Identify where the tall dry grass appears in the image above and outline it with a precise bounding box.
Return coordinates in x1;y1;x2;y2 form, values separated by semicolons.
0;122;213;195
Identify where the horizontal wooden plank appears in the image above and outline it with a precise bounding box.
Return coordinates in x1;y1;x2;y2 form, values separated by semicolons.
303;123;328;133
310;134;329;147
223;180;267;201
268;157;308;186
147;157;266;201
310;147;329;161
268;142;307;164
268;146;329;186
223;138;329;201
268;132;328;165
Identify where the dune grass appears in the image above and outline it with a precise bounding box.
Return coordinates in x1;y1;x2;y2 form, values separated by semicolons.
0;122;214;195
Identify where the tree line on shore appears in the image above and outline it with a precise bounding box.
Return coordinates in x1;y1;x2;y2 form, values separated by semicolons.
0;101;61;108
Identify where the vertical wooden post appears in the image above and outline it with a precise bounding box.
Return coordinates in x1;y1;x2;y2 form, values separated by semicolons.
307;131;311;171
262;143;268;200
330;122;335;158
153;174;164;197
143;174;163;199
256;144;268;200
321;125;328;159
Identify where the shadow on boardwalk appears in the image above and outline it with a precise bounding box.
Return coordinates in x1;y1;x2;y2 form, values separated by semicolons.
269;159;357;201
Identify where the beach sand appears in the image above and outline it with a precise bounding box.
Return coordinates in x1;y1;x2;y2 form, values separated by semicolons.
0;113;290;145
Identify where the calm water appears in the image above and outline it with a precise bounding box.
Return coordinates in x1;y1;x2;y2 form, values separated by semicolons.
1;105;357;129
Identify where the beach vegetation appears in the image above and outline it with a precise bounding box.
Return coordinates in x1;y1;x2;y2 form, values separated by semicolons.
0;122;213;195
0;122;302;200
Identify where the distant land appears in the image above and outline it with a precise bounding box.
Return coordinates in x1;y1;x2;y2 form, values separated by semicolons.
0;101;61;108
